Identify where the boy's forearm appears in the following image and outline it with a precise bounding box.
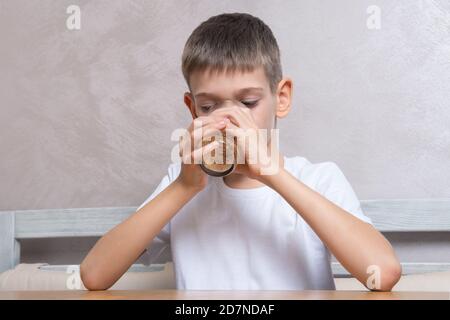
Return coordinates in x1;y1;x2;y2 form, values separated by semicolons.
80;178;199;290
260;168;401;291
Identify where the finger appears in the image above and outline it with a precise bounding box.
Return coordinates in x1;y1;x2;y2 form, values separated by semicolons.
211;106;241;120
211;106;254;129
180;120;225;158
233;105;255;124
191;119;227;136
188;116;217;132
196;115;230;128
224;122;248;139
190;140;220;164
224;123;260;162
191;122;227;149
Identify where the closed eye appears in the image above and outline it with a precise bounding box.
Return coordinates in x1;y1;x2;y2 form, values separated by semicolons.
241;100;259;108
200;105;215;113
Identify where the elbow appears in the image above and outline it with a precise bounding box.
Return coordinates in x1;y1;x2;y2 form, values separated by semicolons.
381;261;402;292
80;262;111;291
368;261;402;292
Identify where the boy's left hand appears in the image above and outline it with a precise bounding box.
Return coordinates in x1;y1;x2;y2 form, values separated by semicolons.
210;105;282;181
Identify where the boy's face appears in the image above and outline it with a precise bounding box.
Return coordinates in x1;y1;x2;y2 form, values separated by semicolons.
184;66;291;132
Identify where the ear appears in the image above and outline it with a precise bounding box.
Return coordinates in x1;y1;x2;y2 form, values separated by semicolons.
184;92;197;119
275;78;293;119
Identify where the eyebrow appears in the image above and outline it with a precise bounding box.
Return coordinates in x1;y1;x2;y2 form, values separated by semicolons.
194;87;264;100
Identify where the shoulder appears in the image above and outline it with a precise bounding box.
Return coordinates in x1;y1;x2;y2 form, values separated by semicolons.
285;156;373;225
285;156;348;194
284;156;342;181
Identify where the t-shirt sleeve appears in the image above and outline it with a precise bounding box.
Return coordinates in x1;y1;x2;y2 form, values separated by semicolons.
318;162;373;225
137;174;172;265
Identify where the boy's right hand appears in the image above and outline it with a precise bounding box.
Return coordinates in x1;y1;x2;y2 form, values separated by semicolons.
175;116;228;191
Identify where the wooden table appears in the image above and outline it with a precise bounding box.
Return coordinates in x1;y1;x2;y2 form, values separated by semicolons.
0;290;448;300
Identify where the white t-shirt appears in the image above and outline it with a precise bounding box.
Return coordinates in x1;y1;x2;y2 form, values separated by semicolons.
137;156;373;290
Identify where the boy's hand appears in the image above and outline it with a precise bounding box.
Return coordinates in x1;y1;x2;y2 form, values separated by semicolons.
210;105;282;181
176;116;227;191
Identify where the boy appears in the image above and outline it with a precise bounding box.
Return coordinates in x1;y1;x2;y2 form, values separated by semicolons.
80;13;401;291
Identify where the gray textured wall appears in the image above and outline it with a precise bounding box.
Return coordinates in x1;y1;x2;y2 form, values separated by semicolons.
0;1;449;264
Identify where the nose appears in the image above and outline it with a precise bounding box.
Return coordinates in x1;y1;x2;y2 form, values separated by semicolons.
219;99;244;108
209;99;245;120
221;99;235;107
